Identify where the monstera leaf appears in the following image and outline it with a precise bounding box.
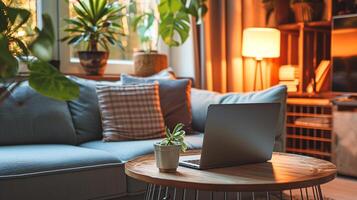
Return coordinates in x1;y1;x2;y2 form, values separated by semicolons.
158;0;190;47
180;0;207;24
28;61;79;101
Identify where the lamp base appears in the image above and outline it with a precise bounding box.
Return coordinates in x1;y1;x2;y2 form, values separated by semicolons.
253;59;264;91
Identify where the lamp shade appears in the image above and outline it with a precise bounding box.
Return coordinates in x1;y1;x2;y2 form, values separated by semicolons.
242;28;281;59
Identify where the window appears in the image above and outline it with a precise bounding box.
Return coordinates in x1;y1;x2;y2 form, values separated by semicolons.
3;0;40;38
68;0;157;62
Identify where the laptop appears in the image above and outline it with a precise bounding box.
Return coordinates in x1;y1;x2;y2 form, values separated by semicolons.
179;103;281;170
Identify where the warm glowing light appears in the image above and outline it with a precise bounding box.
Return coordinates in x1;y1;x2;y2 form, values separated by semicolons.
242;28;281;59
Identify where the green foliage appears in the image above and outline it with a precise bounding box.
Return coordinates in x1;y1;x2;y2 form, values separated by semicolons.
28;60;80;101
131;0;207;49
62;0;126;52
0;1;79;101
131;11;155;52
159;123;188;152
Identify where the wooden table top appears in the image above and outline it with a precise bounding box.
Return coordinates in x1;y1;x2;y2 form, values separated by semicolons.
125;151;337;192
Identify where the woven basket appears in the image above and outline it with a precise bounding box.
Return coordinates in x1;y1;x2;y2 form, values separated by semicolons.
133;51;168;77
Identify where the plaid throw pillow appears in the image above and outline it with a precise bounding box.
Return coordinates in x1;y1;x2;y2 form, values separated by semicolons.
96;83;165;141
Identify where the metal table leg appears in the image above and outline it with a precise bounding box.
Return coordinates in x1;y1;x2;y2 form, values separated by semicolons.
144;184;326;200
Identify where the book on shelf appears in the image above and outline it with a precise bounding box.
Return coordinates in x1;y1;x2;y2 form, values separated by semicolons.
279;65;299;92
279;65;299;80
307;60;331;93
294;117;331;128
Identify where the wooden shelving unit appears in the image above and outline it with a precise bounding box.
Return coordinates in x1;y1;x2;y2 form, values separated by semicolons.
278;21;332;93
286;97;334;161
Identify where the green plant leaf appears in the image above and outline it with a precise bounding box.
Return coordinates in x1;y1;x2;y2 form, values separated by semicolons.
11;37;29;56
28;60;80;101
29;14;55;61
0;34;19;79
161;123;187;152
159;0;183;15
63;0;125;52
0;1;8;33
181;0;207;24
159;11;190;47
6;7;31;32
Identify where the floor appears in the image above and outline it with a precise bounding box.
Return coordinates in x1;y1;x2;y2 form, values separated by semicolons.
320;176;357;200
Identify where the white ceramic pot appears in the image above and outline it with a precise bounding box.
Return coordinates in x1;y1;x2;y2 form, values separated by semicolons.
154;143;181;173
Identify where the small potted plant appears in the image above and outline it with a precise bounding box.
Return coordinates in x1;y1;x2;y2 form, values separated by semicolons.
154;123;188;173
290;0;324;22
130;0;207;76
62;0;126;75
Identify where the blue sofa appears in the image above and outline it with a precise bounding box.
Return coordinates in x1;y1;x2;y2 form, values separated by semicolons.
0;77;287;200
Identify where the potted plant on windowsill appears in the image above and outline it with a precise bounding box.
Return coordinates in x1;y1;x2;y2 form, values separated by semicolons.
290;0;323;22
129;0;207;77
0;1;79;102
62;0;126;76
154;123;188;173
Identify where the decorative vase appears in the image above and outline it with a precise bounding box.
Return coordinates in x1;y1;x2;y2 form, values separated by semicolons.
133;51;168;77
154;143;181;173
291;2;323;22
78;51;109;76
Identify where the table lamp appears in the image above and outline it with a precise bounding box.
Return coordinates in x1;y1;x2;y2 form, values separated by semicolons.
242;28;281;90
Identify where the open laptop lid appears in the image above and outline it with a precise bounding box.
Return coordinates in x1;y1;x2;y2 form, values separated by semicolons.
199;103;281;169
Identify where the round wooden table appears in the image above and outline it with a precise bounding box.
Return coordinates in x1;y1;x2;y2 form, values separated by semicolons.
125;151;336;200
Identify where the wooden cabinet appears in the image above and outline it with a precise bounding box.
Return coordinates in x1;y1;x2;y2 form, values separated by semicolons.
286;97;334;161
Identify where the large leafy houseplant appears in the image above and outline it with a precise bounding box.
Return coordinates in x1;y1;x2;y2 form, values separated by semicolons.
62;0;126;75
132;0;207;50
290;0;323;22
129;0;207;76
0;1;79;101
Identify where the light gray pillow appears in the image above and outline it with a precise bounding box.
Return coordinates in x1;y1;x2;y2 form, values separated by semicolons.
190;85;287;151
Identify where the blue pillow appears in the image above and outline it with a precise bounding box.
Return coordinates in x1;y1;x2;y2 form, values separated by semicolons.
67;77;104;144
0;82;77;145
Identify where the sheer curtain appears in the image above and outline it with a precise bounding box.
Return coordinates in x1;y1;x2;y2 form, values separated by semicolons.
194;0;274;92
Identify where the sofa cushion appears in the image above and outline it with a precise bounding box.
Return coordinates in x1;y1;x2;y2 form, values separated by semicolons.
0;144;126;200
122;75;192;133
96;83;166;141
190;89;221;132
80;132;204;162
67;77;122;144
190;85;287;151
0;82;77;145
67;77;103;144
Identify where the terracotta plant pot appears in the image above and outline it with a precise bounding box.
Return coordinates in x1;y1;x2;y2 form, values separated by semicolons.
291;2;323;22
133;51;168;77
154;143;181;173
78;51;109;76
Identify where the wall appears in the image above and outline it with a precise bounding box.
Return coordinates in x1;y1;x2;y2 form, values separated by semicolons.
169;27;195;78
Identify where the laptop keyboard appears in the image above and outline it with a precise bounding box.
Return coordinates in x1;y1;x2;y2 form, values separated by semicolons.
185;159;200;165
